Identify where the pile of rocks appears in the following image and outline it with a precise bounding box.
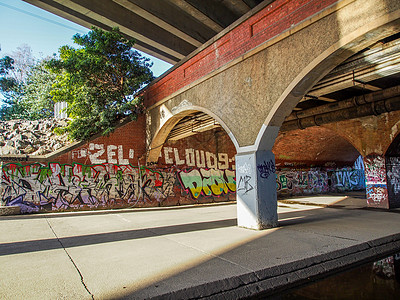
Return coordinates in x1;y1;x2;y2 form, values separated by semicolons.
0;119;72;156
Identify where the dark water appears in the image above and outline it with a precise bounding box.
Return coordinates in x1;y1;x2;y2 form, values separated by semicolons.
263;253;400;300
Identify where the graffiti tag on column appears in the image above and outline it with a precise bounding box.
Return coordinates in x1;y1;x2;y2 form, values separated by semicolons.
237;175;253;194
364;155;388;207
364;155;386;184
257;160;275;179
366;185;388;204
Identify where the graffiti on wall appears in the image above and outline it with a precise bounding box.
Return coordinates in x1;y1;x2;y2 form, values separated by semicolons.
163;147;235;169
1;162;237;213
276;168;365;195
364;155;388;207
1;161;369;213
72;143;135;164
178;168;235;199
330;169;365;191
276;170;328;194
0;162;178;213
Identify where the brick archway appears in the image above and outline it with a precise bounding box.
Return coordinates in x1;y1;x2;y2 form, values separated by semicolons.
146;104;239;165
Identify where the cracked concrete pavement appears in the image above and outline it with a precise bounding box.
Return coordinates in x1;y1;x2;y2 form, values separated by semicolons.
1;192;400;299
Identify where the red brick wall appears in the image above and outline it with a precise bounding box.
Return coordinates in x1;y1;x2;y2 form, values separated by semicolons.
55;115;148;166
323;110;400;157
274;126;361;168
144;0;338;107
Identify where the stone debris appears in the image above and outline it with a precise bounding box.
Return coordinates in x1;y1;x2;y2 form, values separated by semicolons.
0;119;72;156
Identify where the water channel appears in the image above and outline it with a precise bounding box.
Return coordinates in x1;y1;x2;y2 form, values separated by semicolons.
258;252;400;299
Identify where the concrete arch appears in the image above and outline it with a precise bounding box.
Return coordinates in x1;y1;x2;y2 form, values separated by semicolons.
236;2;400;229
146;103;239;164
255;7;400;153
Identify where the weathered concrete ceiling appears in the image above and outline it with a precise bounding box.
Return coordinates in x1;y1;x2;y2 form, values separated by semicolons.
23;0;265;64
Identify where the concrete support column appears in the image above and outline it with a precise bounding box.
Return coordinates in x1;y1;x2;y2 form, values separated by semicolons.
236;150;278;230
364;155;389;209
364;154;400;209
384;156;400;209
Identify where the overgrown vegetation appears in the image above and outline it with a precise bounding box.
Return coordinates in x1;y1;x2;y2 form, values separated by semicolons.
0;45;51;120
0;27;154;141
47;27;154;140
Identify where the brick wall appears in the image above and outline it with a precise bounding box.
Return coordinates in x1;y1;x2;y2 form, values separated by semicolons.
56;115;148;166
323;110;400;157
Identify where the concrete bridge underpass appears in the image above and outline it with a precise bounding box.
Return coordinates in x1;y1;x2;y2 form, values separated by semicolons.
144;0;400;229
25;0;400;229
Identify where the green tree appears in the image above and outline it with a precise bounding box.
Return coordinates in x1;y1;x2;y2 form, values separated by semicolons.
0;44;42;120
47;27;154;140
0;55;24;120
20;59;57;119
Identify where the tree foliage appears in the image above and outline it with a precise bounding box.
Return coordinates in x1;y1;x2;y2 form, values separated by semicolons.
47;27;154;140
0;45;55;120
21;60;57;119
0;54;25;120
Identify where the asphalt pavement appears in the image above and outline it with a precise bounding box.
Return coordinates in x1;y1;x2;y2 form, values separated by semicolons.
1;192;400;299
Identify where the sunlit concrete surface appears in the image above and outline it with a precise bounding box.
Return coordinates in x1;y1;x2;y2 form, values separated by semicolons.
0;193;399;299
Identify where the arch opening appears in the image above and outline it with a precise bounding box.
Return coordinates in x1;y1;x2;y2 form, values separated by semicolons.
146;107;239;204
256;15;400;153
264;29;400;210
146;106;239;166
236;8;400;229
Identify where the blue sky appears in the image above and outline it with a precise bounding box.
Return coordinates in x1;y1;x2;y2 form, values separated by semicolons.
0;0;172;77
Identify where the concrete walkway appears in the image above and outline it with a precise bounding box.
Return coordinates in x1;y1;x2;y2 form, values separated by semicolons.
1;192;400;299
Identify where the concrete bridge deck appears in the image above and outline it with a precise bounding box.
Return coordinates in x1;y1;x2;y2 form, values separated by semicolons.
1;193;400;299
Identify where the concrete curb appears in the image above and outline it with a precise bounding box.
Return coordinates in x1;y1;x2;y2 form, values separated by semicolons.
149;233;400;299
0;205;21;216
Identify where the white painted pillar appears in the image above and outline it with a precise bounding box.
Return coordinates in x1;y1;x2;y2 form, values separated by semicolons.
236;150;278;229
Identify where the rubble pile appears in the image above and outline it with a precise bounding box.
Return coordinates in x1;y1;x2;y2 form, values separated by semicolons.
0;119;72;156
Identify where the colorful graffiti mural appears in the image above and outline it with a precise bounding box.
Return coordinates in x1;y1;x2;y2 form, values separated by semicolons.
330;169;365;191
178;168;236;199
276;170;328;195
0;162;179;213
0;162;237;213
275;168;365;195
1;161;367;213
